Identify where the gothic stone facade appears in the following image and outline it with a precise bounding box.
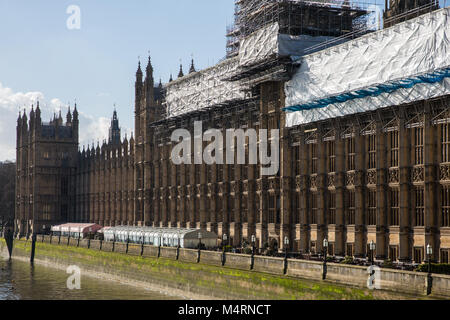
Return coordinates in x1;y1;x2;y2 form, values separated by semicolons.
15;56;450;263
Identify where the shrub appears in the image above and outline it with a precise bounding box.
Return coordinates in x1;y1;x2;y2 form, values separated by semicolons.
416;263;450;275
382;259;394;269
222;245;233;252
340;256;354;265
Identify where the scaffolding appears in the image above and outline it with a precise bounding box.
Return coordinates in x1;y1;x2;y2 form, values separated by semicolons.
226;0;376;58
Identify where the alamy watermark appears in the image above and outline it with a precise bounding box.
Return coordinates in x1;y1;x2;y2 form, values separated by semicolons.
171;121;280;176
66;5;81;30
66;265;81;290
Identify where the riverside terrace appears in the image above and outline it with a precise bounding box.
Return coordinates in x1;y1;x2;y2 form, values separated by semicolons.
7;234;450;298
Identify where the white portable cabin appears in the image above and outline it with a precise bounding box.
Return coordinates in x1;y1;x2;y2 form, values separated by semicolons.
102;226;218;249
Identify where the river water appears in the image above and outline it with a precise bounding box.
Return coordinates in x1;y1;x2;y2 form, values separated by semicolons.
0;256;181;300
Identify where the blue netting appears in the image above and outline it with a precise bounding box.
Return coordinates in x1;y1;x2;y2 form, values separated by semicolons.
283;67;450;113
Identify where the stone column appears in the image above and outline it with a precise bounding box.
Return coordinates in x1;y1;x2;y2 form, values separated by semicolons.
424;103;439;261
335;130;345;256
280;126;291;250
299;131;310;253
376;120;388;260
354;130;366;258
399;115;411;262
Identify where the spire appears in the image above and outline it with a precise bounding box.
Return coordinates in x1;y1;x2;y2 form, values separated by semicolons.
159;78;163;89
189;58;196;74
169;74;173;82
178;64;184;78
109;106;121;145
136;60;143;76
73;103;79;121
146;55;153;76
67;106;72;123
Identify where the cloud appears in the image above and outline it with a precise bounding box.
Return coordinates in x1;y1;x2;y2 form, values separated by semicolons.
0;82;129;161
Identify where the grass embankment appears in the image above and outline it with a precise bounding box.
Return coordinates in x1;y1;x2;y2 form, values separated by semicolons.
0;238;415;300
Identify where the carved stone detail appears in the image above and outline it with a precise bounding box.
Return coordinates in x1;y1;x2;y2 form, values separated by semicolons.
389;168;399;184
346;172;355;186
367;169;377;185
328;173;335;188
441;164;450;181
412;166;425;182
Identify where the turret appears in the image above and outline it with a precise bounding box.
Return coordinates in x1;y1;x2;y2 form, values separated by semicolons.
145;55;155;108
73;103;79;141
189;58;196;74
67;106;72;124
109;108;121;145
178;64;184;78
35;102;41;125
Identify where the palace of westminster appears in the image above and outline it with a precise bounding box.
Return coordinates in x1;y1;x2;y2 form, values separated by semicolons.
14;0;450;264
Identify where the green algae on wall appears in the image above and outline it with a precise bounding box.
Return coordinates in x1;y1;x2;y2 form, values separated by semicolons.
1;239;422;300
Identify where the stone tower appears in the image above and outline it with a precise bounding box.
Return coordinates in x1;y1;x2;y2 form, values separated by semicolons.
109;108;121;145
134;56;165;227
15;103;79;236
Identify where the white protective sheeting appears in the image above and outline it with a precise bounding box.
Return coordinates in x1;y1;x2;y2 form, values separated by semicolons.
284;7;450;127
239;22;337;67
165;57;245;119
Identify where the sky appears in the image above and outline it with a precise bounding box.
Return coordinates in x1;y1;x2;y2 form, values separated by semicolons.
0;0;447;161
0;0;235;161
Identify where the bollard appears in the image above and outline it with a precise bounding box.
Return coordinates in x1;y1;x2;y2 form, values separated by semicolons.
4;228;14;260
222;251;226;266
30;233;37;263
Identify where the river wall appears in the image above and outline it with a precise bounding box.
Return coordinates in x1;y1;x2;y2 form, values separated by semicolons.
2;235;449;299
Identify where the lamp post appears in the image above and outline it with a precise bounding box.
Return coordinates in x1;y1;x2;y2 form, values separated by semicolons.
251;235;256;256
197;232;202;263
283;236;289;275
222;233;228;266
369;240;376;265
426;244;433;295
250;235;256;270
223;233;228;249
323;238;329;280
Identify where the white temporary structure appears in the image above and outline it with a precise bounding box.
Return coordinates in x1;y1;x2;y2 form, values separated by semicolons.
102;226;218;249
51;223;102;239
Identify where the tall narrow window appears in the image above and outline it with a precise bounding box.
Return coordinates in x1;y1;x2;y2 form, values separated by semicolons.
347;137;356;171
347;190;356;225
185;165;190;184
293;193;300;224
415;187;425;226
390;189;400;226
368;135;376;169
269;195;276;224
442;123;450;163
195;165;201;184
328;141;336;173
390;131;399;167
311;144;318;174
329;192;336;224
414;127;424;165
311;193;318;224
442;186;450;227
368;190;377;225
217;164;223;182
293;146;301;176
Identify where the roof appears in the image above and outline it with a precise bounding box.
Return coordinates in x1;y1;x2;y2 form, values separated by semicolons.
102;226;218;239
51;223;102;233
